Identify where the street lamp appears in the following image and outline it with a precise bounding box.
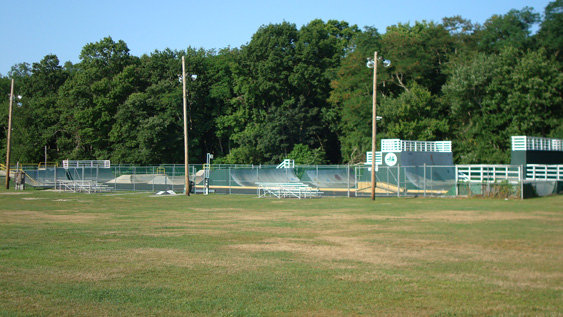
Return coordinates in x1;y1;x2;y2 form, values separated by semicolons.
181;56;197;196
366;52;391;200
5;79;22;189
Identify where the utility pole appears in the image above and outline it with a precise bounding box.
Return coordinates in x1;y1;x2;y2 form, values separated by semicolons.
182;56;190;196
371;52;378;201
5;79;14;189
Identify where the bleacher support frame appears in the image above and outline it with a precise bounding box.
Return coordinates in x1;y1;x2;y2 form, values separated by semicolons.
257;182;323;199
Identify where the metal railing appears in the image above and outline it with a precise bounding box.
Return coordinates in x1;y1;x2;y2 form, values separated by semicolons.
276;159;295;169
512;136;563;151
381;139;452;153
63;160;111;169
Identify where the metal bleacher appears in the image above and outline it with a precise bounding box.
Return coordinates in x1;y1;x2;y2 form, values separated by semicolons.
256;182;323;199
57;160;113;193
57;179;113;193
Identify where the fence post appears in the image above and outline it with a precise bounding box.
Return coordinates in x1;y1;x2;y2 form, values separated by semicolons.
397;165;401;198
346;165;350;198
354;166;358;197
172;165;176;192
423;163;426;197
386;166;389;197
518;164;524;200
133;167;136;192
455;165;459;197
430;165;434;194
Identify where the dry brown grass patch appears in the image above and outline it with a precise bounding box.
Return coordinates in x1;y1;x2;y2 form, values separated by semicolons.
85;247;273;274
1;210;110;224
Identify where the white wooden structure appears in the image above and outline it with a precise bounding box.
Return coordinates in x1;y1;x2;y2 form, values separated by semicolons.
512;136;563;151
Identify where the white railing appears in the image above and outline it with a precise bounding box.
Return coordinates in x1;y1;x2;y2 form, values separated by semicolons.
512;136;563;151
381;139;451;153
57;180;112;193
456;164;563;183
256;182;322;199
526;165;563;180
364;152;382;165
63;160;111;169
276;159;295;169
456;165;521;184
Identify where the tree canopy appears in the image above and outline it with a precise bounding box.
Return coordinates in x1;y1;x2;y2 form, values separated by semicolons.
2;2;562;166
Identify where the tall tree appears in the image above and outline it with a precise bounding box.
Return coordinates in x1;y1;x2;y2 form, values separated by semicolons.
536;0;563;61
443;48;563;163
9;55;68;162
380;21;455;94
378;83;449;141
328;27;385;163
476;7;540;53
56;37;138;159
220;20;357;164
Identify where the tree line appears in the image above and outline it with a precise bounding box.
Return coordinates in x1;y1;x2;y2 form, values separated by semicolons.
1;1;562;165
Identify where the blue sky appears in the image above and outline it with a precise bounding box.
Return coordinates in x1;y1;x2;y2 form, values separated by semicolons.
0;0;552;75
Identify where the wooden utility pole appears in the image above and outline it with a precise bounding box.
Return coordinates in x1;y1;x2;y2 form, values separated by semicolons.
182;56;190;196
5;79;14;189
371;52;378;201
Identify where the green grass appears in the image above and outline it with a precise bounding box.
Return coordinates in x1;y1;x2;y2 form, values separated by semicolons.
1;182;562;315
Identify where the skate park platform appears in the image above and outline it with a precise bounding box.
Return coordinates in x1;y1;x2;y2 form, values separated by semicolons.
366;139;456;192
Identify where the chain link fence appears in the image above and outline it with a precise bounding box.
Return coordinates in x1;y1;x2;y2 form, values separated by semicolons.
14;162;563;198
16;163;495;197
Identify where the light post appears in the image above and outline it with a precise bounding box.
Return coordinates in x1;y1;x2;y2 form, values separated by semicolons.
181;56;197;196
4;79;22;190
366;52;390;200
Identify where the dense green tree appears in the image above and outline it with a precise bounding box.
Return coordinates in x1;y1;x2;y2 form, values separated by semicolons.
209;47;239;157
380;21;455;94
476;7;540;53
79;37;135;78
220;20;357;164
536;0;563;61
442;16;480;55
109;47;215;164
56;37;139;160
378;83;449;141
219;22;299;164
286;143;327;165
2;3;562;167
328;50;377;163
443;48;563;163
330;21;455;163
9;55;68;162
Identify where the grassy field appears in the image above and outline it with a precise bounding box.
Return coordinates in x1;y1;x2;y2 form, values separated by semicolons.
1;184;562;316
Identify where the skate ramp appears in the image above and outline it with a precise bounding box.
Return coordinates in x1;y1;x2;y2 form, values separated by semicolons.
148;175;177;185
303;169;353;188
106;174;183;185
107;175;133;183
194;170;205;184
230;168;300;187
400;152;455;190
